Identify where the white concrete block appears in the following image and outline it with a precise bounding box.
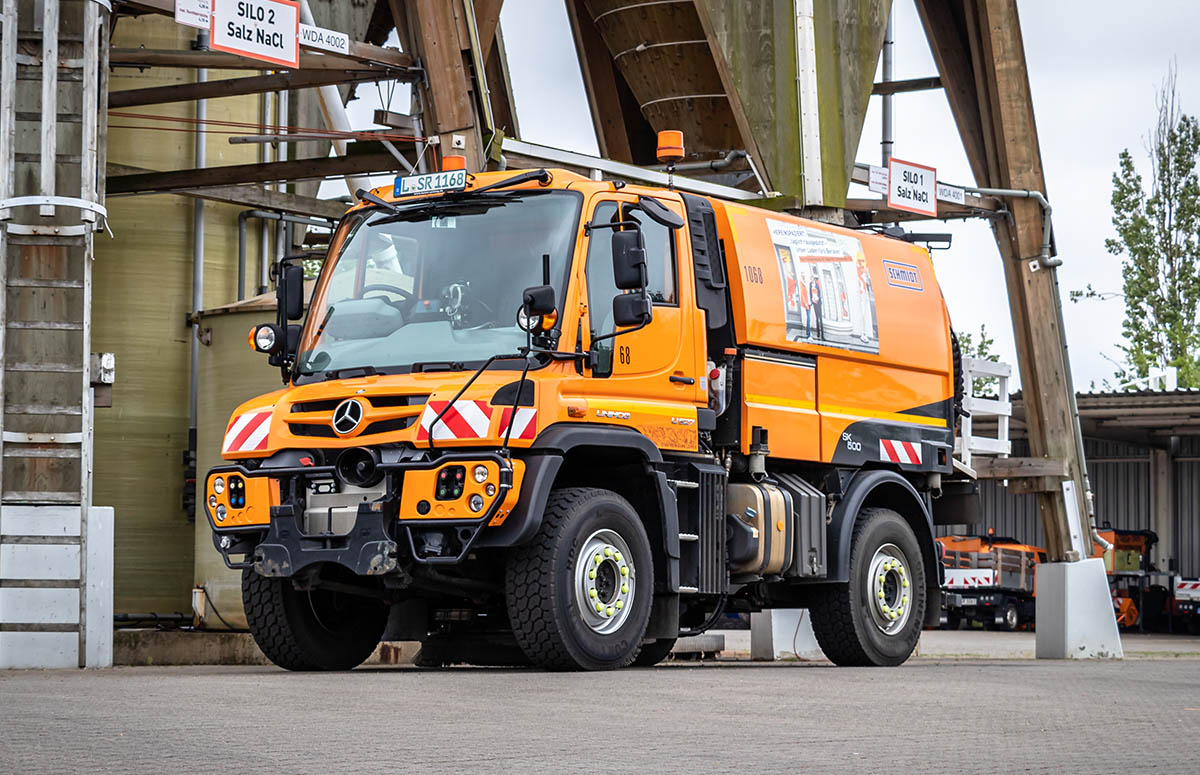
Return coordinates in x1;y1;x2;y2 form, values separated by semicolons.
85;507;114;668
0;632;78;669
1035;558;1123;659
0;544;81;580
0;505;81;536
0;588;80;625
750;609;824;660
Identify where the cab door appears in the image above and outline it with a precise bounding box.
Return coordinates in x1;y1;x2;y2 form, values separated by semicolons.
579;194;702;450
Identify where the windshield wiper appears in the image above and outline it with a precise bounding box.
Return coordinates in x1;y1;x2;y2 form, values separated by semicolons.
411;361;467;373
468;168;551;195
356;188;402;215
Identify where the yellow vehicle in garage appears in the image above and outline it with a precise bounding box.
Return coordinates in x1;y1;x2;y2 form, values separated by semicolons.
206;137;968;671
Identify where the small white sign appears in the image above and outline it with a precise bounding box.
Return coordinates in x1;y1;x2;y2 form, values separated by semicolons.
887;158;937;217
868;165;888;195
395;169;468;196
299;23;350;55
175;0;211;29
937;182;965;205
210;0;300;69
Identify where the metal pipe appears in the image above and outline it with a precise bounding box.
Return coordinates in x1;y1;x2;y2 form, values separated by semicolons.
299;0;370;195
881;6;894;166
653;149;745;173
190;31;209;433
962;186;1058;267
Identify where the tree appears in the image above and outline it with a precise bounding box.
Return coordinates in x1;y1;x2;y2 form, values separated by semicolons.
1100;66;1200;388
956;323;1001;396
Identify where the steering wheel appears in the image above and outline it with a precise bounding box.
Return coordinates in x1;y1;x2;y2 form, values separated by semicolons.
359;283;415;302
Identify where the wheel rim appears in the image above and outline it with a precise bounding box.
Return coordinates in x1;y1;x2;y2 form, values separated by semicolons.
575;528;636;635
1005;606;1017;629
866;543;913;635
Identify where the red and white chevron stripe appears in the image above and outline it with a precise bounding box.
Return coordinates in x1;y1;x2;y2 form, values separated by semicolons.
417;399;493;441
223;409;273;454
498;407;537;441
944;569;996;589
881;438;922;465
1176;579;1200;599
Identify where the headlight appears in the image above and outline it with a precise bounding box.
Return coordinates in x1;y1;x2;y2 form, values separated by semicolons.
485;483;496;496
216;504;227;522
254;325;277;352
469;494;484;512
213;476;225;495
208;495;217;509
473;464;488;483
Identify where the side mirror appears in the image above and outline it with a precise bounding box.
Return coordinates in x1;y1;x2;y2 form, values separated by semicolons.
522;284;556;316
283;263;304;321
611;229;646;290
612;292;652;327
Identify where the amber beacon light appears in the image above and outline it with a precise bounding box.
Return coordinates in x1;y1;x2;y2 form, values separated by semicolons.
442;154;467;172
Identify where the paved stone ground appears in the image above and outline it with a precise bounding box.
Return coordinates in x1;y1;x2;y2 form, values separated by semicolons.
3;658;1199;773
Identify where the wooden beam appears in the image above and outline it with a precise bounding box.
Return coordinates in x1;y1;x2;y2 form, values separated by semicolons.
913;1;989;186
107;163;348;219
109;69;403;109
871;76;942;96
563;0;632;162
405;0;481;169
474;0;504;60
107;152;399;194
973;457;1068;480
109;48;411;72
917;0;1090;561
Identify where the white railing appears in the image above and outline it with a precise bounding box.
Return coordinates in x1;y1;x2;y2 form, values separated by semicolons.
955;357;1012;469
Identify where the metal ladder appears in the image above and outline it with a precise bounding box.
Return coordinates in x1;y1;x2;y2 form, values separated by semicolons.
0;0;110;668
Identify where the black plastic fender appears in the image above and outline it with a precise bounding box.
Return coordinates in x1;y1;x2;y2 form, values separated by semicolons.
476;423;680;592
825;469;941;626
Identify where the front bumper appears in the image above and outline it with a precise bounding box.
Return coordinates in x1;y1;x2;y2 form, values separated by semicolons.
205;450;521;576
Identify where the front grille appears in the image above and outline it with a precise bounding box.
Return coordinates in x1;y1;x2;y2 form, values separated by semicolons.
363;417;417;435
367;394;428;408
288;423;337;438
291;399;341;413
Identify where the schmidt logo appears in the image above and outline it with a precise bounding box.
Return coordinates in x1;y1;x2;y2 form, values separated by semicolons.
882;260;924;291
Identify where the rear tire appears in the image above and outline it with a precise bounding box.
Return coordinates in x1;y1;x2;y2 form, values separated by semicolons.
809;507;927;666
997;601;1019;631
632;637;677;667
505;487;653;670
242;568;388;671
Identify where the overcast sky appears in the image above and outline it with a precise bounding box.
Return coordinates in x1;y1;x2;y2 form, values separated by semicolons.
347;0;1200;389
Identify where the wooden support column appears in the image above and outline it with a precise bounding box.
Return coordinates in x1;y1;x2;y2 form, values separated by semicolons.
916;0;1091;561
394;0;483;171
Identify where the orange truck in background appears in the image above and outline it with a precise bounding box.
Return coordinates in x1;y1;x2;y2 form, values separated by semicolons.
205;139;976;671
938;534;1045;631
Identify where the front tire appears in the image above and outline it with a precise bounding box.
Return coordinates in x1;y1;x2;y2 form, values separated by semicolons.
632;637;677;667
809;507;927;666
242;568;388;671
505;487;654;670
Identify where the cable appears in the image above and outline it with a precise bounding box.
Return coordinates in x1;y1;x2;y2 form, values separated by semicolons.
791;608;807;660
107;110;424;144
200;586;244;632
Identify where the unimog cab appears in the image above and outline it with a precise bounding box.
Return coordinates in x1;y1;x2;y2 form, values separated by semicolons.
206;144;969;671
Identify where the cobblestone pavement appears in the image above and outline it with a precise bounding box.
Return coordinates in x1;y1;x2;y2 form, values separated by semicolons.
2;659;1199;773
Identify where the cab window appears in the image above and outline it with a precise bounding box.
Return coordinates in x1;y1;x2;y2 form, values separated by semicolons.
586;202;677;319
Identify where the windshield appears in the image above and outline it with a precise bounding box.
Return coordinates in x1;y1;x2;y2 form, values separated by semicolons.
295;191;581;381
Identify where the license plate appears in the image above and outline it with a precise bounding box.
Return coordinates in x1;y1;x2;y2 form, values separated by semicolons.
961;597;977;606
395;169;467;196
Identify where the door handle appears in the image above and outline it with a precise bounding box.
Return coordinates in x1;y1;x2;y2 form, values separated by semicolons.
669;375;695;385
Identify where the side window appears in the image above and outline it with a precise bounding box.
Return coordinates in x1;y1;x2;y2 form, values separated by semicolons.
586;202;676;314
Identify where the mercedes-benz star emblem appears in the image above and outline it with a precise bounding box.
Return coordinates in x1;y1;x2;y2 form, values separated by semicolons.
332;398;364;435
